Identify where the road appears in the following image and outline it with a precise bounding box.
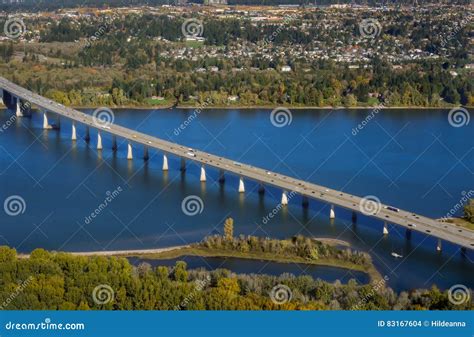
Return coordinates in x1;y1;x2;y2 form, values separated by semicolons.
1;76;473;251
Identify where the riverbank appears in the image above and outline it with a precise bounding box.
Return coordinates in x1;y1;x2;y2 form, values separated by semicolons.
17;245;190;258
2;103;471;111
126;245;382;283
16;242;381;283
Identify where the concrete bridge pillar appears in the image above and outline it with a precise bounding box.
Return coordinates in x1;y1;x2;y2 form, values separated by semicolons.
383;222;389;235
143;147;149;161
258;184;265;195
162;154;169;171
218;170;225;183
200;166;206;182
112;136;117;151
180;158;186;171
97;131;103;150
436;239;442;252
42;111;52;129
238;177;245;193
281;191;288;205
84;126;90;142
405;229;412;240
330;205;335;219
71;122;77;141
15;98;23;117
302;196;309;208
127;143;133;160
351;211;357;223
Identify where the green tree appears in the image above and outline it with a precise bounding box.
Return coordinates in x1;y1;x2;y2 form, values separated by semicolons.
464;199;474;223
224;217;234;241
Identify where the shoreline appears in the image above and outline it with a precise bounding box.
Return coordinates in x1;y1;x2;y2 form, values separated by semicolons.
2;104;471;111
16;244;382;283
17;245;190;259
126;246;382;283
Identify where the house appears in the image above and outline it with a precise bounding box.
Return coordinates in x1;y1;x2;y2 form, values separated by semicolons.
281;65;292;72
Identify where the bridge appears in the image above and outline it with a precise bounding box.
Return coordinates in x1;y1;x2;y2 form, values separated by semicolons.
1;76;473;252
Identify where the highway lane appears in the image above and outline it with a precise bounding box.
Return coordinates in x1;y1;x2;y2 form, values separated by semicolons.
1;77;473;250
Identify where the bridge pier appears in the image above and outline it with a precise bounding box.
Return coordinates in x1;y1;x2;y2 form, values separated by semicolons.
281;191;288;205
143;147;149;161
218;170;225;183
405;229;412;240
15;97;23;117
200;166;206;182
180;158;186;171
71;122;77;141
42;111;52;129
112;136;117;151
97;131;103;150
330;205;335;219
436;239;442;252
383;222;389;235
302;196;309;208
351;211;357;223
258;184;265;195
127;143;133;160
238;177;245;193
162;154;169;171
84;126;90;142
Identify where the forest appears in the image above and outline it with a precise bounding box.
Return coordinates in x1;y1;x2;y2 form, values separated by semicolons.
0;245;472;310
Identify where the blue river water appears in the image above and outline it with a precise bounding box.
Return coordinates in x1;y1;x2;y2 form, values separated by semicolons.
0;107;472;292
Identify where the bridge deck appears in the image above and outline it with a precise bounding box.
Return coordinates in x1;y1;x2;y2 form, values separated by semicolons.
1;77;473;250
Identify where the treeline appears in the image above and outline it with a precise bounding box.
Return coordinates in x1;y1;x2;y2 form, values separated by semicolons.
465;200;474;223
0;246;471;310
1;0;469;11
12;58;473;107
200;234;372;267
